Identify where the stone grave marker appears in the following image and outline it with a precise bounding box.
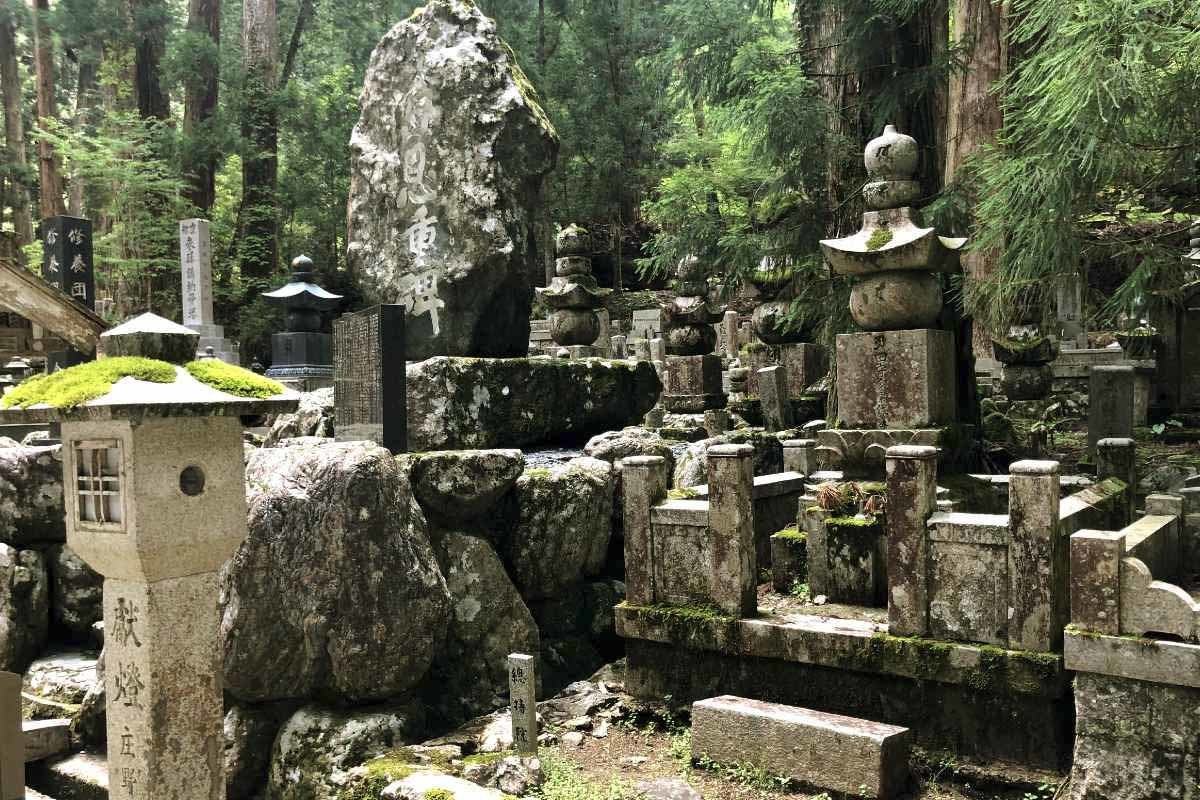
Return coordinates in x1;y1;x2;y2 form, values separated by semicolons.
759;365;793;431
631;309;662;342
1088;366;1135;455
334;305;408;454
179;219;237;364
1;671;19;800
40;215;95;311
508;653;537;756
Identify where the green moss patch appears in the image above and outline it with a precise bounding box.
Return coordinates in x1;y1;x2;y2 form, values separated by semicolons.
184;359;285;398
865;227;894;250
826;515;879;527
771;525;807;541
668;487;702;500
1;356;177;409
423;790;455;800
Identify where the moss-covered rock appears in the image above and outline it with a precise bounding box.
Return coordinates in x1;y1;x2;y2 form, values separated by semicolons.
407;357;660;450
1;356;176;409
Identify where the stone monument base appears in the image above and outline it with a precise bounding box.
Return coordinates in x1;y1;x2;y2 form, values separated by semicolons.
744;342;827;396
188;323;239;365
836;329;956;429
815;426;974;478
663;354;725;413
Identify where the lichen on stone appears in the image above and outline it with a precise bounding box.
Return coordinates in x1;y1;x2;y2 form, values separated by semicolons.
1;356;177;409
865;227;894;251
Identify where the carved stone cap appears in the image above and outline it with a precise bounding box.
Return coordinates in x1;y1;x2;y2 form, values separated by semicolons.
1010;459;1060;476
885;444;938;460
782;439;817;448
707;443;754;458
1097;437;1135;448
623;455;667;467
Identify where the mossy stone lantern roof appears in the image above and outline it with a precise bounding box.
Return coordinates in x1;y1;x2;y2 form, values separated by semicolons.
0;312;298;423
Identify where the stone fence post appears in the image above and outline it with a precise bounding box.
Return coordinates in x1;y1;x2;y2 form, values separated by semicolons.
1069;530;1124;635
706;444;757;617
1;671;19;800
884;445;939;637
1009;460;1064;652
622;455;669;606
1181;487;1200;578
1096;437;1136;528
1146;494;1185;584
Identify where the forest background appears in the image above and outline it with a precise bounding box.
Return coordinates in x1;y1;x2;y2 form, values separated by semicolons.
0;0;1198;362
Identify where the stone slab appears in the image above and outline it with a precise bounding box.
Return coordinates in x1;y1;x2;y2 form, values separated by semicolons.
1064;629;1200;689
24;751;108;800
23;719;71;763
691;695;910;799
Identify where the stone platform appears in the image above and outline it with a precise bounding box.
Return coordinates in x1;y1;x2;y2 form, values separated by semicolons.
616;602;1072;770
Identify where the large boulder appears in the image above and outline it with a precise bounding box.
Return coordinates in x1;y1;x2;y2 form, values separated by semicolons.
225;702;294;800
47;544;102;643
0;444;64;546
266;702;425;800
221;441;451;703
410;450;525;524
347;0;558;359
263;388;334;446
408;357;660;450
502;458;614;601
428;532;539;723
583;427;677;472
0;543;48;672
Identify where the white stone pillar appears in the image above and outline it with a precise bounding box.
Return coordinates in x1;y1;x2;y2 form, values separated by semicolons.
508;653;537;756
179;219;214;329
0;671;20;800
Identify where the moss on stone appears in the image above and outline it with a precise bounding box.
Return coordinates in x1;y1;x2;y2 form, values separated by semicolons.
184;359;285;398
524;467;554;480
668;487;701;500
1;356;177;409
771;525;807;541
865;227;894;251
424;790;456;800
461;750;513;767
825;515;879;527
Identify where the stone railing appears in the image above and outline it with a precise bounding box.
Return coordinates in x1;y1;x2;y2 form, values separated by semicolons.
885;447;1128;653
1070;493;1198;643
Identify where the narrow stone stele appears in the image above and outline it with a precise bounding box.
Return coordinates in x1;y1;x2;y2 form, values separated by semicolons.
691;695;911;800
508;653;538;757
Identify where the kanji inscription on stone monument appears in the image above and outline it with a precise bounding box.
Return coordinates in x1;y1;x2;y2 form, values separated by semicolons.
40;215;95;310
334;305;407;454
179;219;214;328
508;652;538;756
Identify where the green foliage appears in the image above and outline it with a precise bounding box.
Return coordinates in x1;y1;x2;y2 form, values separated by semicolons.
422;790;455;800
183;359;284;398
1;357;177;409
968;0;1200;332
788;579;811;603
532;752;639;800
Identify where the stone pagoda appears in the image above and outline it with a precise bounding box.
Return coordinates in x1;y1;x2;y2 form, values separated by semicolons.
743;257;826;399
661;255;725;413
0;314;296;800
817;125;966;474
536;224;608;358
262;255;343;390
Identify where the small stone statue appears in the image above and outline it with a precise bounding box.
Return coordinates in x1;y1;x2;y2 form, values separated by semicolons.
537;225;608;349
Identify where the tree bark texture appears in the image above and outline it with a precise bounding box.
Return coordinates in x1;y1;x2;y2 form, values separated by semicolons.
239;0;278;281
183;0;220;211
0;4;33;243
31;0;66;220
945;0;1007;356
130;0;170;119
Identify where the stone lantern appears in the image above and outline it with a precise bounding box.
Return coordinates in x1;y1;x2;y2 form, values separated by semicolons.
0;313;296;800
817;125;967;473
661;255;726;413
536;224;609;358
262;254;343;390
991;287;1059;403
2;357;32;383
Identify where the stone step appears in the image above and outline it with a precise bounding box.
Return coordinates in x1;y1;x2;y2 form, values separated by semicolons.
24;752;107;800
691;695;911;799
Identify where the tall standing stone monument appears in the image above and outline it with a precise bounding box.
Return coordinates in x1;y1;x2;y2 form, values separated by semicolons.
179;219;238;364
347;0;558;359
334;305;407;453
40;215;96;369
0;314;297;800
817;125;967;474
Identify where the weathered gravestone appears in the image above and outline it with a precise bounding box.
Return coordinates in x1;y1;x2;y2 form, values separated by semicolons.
334;305;407;454
40;216;95;311
347;0;558;359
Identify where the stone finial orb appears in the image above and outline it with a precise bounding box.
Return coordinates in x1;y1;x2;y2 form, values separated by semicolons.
291;254;317;281
863;124;921;210
556;224;592;257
